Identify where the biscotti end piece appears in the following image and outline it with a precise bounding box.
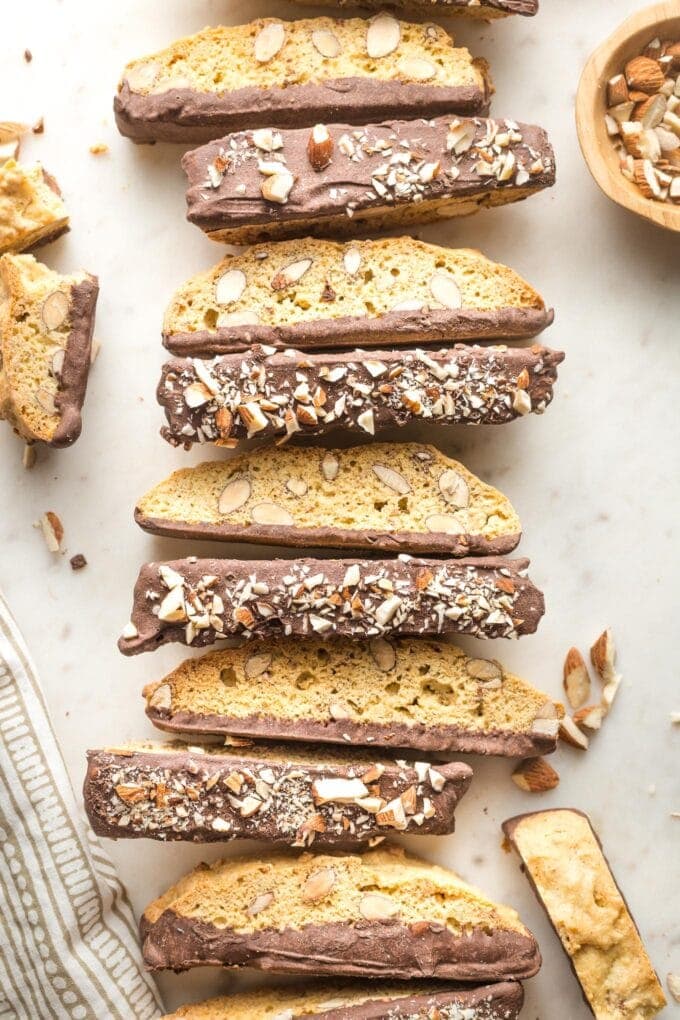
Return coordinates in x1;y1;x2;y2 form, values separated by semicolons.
0;254;98;446
84;741;472;847
141;844;541;979
183;116;555;244
163;980;524;1019
503;809;666;1019
159;344;564;449
162;237;552;356
143;637;562;758
290;0;538;17
0;160;69;255
119;556;545;656
115;17;490;145
135;442;522;557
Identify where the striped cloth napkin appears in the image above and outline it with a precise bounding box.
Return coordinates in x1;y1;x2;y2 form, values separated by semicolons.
0;589;163;1020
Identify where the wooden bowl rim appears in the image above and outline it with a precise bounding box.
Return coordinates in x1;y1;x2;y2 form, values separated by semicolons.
576;1;680;233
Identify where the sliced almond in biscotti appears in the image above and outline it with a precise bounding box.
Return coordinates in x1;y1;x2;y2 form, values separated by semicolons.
141;636;561;758
135;442;521;557
140;844;541;980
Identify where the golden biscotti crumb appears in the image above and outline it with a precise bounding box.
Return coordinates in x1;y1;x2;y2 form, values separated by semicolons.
143;636;562;758
162;236;551;354
135;442;522;557
0;253;98;446
140;845;541;980
115;16;491;144
0;159;69;255
503;809;667;1019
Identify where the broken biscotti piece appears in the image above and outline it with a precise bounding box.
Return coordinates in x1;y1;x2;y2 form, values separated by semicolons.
119;556;545;656
163;980;525;1019
0;159;69;255
159;344;564;449
503;809;666;1019
135;442;523;557
144;637;562;757
183;116;555;244
84;741;472;847
162;238;553;355
0;254;98;446
114;16;491;145
140;844;541;979
292;0;538;16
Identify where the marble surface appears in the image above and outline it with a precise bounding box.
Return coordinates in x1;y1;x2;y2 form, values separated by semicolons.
1;0;679;1015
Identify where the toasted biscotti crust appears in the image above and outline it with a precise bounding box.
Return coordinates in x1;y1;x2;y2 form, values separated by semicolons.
119;556;544;656
183;116;555;244
143;637;562;757
141;845;541;979
162;238;552;355
115;17;490;145
160;344;564;448
0;160;69;255
84;741;471;847
292;0;537;16
503;810;666;1019
163;980;525;1019
0;254;98;446
134;443;522;557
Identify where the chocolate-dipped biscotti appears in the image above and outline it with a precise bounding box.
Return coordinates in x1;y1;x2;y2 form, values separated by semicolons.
159;344;564;449
0;159;69;255
503;810;666;1019
143;638;562;757
292;0;538;16
183;116;555;244
115;16;490;145
140;844;542;979
135;443;522;557
119;556;545;655
84;741;472;847
162;237;552;355
163;980;525;1019
0;254;98;447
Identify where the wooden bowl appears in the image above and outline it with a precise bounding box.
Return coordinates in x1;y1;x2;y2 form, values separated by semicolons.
576;2;680;232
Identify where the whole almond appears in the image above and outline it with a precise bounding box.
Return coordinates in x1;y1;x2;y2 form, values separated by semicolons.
41;291;70;332
251;502;294;526
254;22;285;63
359;893;400;920
368;636;396;672
625;56;664;94
248;891;275;916
302;867;336;902
307;123;333;171
563;647;591;709
366;12;400;58
438;468;469;507
372;463;410;495
512;757;560;793
218;477;251;514
311;28;341;59
466;658;502;682
215;269;247;305
590;628;618;685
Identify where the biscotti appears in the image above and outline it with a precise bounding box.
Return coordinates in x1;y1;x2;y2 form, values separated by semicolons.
135;443;522;556
183;116;555;244
0;254;98;447
503;810;666;1019
115;16;490;145
84;741;471;847
119;556;544;655
163;980;525;1019
293;0;538;16
143;638;561;757
140;844;541;979
159;344;564;449
162;238;552;355
0;159;69;255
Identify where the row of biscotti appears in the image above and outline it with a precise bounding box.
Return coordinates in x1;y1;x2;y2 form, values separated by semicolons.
134;812;666;1019
0;137;98;449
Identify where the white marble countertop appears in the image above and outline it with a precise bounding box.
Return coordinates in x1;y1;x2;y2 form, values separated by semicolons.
1;0;679;1014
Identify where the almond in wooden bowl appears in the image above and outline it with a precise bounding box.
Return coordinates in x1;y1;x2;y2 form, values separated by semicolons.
576;2;680;232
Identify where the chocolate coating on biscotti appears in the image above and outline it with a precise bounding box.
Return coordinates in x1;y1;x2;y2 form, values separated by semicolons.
84;746;471;847
159;344;565;449
52;276;98;447
165;306;553;357
141;912;541;980
119;556;544;656
147;708;557;759
115;76;491;146
182;116;555;242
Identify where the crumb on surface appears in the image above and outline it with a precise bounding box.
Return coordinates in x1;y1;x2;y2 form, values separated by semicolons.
24;49;32;63
89;143;109;156
32;117;44;134
70;553;87;571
